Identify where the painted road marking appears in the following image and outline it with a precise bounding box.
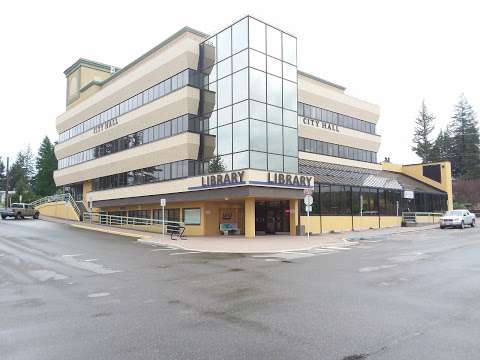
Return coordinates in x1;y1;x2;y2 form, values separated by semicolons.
61;255;121;274
358;264;399;273
83;259;98;262
151;248;176;252
169;251;200;256
63;254;84;257
88;292;110;298
28;269;68;282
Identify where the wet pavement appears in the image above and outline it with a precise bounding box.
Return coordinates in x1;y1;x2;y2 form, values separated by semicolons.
1;218;480;359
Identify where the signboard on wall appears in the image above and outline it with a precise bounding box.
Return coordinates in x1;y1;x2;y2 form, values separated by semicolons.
403;190;415;199
302;117;340;133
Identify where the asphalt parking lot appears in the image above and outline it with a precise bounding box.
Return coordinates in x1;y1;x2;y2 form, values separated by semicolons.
1;218;480;360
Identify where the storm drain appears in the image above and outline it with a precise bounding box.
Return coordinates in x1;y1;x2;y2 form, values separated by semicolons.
342;355;368;360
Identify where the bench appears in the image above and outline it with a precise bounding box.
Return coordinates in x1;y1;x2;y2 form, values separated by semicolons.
220;223;240;236
168;223;186;240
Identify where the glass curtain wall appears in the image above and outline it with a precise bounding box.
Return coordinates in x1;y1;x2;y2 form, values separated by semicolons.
198;16;298;173
300;184;447;216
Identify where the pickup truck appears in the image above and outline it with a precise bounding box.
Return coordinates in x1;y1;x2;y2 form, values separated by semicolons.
1;203;39;220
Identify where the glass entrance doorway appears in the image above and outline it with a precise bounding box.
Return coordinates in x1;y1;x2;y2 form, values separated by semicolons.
255;201;290;235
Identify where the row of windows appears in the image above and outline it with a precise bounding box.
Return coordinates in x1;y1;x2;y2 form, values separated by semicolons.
109;208;199;225
200;48;297;88
201;16;297;69
298;102;376;135
299;184;448;216
59;69;194;143
92;159;207;191
203;67;298;113
58;114;193;169
299;137;377;164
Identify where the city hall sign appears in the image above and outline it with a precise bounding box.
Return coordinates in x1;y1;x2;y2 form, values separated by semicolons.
302;117;339;132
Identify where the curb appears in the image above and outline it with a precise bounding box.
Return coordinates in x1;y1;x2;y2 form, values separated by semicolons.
136;238;354;254
71;224;152;240
344;225;438;242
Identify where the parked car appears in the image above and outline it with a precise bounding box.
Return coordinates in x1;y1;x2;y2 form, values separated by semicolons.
1;203;39;220
439;209;475;229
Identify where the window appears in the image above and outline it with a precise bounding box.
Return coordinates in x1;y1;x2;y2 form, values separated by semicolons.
266;26;282;59
232;69;248;103
267;123;283;154
282;80;297;111
153;208;180;222
268;153;283;171
250;68;266;102
250;151;267;170
249;49;266;71
233;120;249;152
217;27;231;61
218;124;232;155
267;105;282;124
282;33;297;65
250;119;267;152
217;75;232;108
232;18;248;54
283;127;298;157
233;151;249;169
249;17;266;53
267;74;282;107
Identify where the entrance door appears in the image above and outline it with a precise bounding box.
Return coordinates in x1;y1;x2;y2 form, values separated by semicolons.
255;201;290;235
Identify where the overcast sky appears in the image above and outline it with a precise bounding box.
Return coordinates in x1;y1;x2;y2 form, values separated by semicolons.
1;0;478;166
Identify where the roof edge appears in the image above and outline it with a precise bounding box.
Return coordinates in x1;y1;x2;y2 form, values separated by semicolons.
64;58;119;76
297;70;346;91
97;26;209;87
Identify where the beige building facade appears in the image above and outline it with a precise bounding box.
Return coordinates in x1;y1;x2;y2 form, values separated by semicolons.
54;16;452;237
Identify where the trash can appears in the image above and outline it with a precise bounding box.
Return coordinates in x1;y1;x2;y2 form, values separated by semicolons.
296;224;305;236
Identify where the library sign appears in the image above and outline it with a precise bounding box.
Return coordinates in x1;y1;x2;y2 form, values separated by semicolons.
302;117;339;132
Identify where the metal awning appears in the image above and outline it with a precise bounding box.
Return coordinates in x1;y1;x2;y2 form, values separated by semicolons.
299;159;446;194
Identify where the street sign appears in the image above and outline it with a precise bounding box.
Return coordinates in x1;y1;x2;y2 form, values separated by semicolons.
304;195;313;206
304;188;313;196
305;205;312;212
160;198;166;207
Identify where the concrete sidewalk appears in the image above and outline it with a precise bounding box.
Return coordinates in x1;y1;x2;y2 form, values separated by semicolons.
50;216;440;253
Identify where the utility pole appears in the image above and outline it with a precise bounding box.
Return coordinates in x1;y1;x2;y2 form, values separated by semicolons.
5;157;9;208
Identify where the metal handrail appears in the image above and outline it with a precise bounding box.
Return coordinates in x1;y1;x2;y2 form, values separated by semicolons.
402;212;444;223
82;212;184;234
30;193;81;219
402;212;444;217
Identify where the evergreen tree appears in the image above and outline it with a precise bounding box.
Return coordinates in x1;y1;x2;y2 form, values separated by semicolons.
449;95;480;177
0;156;5;189
412;100;435;162
33;136;58;196
208;155;226;173
431;128;454;162
9;148;36;203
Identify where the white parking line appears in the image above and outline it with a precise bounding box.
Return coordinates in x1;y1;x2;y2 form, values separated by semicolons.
169;251;200;256
320;246;351;251
83;259;98;262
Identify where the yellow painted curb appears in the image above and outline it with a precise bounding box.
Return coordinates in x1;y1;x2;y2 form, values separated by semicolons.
71;224;152;239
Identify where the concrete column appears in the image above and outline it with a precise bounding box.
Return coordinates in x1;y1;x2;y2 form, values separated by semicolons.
289;199;298;236
245;197;255;238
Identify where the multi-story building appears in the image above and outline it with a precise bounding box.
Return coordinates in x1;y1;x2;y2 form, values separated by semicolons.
54;16;452;237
